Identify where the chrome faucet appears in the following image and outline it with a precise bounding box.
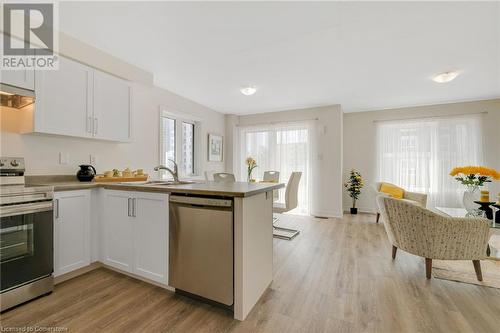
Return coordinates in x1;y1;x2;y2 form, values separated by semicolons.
154;159;179;182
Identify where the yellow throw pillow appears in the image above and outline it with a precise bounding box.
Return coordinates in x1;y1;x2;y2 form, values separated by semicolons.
380;183;404;199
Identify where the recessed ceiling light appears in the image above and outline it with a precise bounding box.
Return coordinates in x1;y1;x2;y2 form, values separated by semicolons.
240;86;257;96
432;71;459;83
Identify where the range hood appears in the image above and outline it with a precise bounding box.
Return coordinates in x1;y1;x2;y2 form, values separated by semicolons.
0;84;35;109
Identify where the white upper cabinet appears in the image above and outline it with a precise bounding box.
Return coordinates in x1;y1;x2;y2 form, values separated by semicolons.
54;190;91;277
1;39;35;90
32;55;132;142
35;56;93;137
1;69;35;91
93;71;132;142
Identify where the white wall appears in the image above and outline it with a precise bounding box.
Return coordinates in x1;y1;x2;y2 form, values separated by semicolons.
0;83;226;177
343;99;500;212
2;23;153;85
1;28;225;178
226;105;343;218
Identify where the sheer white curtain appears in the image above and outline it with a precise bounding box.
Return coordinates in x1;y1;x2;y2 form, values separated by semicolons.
376;114;484;208
238;121;315;214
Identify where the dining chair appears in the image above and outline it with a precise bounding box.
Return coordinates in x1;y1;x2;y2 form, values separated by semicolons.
213;173;236;183
263;171;280;201
273;172;302;240
263;171;280;183
204;170;216;181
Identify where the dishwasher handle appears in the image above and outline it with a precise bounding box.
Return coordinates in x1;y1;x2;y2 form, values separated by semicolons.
169;195;232;208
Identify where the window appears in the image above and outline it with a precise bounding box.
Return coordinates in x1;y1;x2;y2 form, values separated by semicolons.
182;122;195;175
160;111;199;178
160;117;175;163
376;114;484;208
239;122;313;214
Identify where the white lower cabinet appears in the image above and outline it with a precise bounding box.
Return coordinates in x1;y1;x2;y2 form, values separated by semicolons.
102;190;169;285
101;190;134;272
132;192;169;284
54;190;91;277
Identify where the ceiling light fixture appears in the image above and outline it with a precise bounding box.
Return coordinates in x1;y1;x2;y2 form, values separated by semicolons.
432;71;459;83
240;86;257;96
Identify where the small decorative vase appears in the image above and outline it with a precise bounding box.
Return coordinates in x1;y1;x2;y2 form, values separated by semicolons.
463;187;480;214
350;207;358;215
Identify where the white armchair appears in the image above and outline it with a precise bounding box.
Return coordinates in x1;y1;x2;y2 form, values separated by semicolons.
372;182;427;223
377;196;491;280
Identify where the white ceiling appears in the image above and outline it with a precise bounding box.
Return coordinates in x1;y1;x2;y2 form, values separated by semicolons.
59;1;500;114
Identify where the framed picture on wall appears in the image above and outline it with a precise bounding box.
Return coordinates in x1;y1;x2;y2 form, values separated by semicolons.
208;133;223;162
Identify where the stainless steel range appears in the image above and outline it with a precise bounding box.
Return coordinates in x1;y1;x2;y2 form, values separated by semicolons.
0;157;54;312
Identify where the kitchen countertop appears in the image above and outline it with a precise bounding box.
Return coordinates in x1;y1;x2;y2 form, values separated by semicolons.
105;181;284;197
26;176;284;197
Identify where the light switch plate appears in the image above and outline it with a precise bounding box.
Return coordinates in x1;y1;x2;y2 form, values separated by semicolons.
59;152;69;165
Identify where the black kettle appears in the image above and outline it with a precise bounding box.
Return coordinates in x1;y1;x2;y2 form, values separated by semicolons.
77;164;97;182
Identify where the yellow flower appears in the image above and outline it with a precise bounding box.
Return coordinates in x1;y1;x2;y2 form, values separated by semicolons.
450;166;500;180
245;157;257;167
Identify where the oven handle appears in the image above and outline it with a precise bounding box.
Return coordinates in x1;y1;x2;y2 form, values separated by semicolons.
0;201;53;218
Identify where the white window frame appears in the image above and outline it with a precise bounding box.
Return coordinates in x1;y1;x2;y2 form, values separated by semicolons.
159;108;202;178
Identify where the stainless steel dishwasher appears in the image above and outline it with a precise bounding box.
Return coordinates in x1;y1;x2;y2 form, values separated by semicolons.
169;195;233;306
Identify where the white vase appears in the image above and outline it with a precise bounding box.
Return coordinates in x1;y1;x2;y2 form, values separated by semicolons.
463;187;480;214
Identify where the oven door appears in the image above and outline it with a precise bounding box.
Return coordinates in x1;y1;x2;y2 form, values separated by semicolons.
0;201;53;292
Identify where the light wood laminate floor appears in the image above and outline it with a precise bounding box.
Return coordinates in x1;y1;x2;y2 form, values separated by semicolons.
2;213;500;332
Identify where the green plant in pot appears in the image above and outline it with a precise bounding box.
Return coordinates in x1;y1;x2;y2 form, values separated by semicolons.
345;169;364;214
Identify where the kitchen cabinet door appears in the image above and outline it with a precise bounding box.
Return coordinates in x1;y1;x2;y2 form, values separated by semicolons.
102;190;134;272
132;192;169;284
35;56;93;137
54;190;91;277
1;38;35;90
93;71;132;142
1;69;35;91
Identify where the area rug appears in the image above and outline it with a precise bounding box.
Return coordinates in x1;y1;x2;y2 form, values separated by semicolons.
433;258;500;289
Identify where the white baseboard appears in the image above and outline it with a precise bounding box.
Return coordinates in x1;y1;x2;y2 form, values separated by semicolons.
311;210;343;219
343;205;376;214
343;210;376;215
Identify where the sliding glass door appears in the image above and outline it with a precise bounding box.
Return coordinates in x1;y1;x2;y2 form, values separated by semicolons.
240;123;311;214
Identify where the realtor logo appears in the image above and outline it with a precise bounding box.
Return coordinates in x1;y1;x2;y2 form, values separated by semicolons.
1;1;58;70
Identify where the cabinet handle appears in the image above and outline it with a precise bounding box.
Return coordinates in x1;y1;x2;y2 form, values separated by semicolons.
132;198;136;217
127;198;132;217
93;117;98;135
86;117;92;133
54;199;59;219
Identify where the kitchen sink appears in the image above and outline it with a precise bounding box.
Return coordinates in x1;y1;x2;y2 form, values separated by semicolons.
151;180;195;186
118;180;195;186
